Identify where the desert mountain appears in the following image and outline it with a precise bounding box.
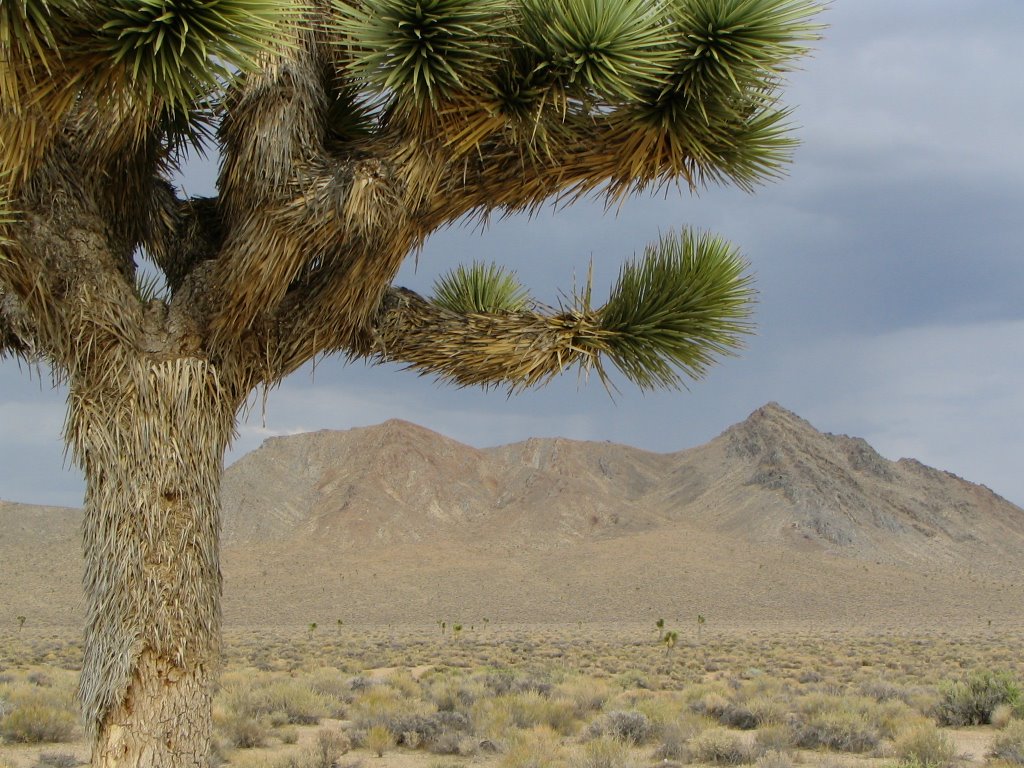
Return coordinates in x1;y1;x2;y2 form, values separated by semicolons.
4;404;1023;629
221;403;1022;565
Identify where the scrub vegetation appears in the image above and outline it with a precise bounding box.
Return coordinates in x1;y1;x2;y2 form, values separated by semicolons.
2;626;1023;768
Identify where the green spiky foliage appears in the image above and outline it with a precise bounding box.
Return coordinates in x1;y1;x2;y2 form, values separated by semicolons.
0;1;823;765
433;262;531;314
92;0;301;109
517;0;674;102
332;0;509;106
599;229;754;389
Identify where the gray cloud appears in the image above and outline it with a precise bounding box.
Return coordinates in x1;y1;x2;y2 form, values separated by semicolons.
2;1;1023;510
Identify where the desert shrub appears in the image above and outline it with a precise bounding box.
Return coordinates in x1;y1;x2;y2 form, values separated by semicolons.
350;684;433;731
652;721;689;761
426;728;476;756
309;727;351;768
0;701;77;743
365;724;394;757
860;679;914;704
499;725;565;768
691;691;731;720
217;712;269;748
388;711;471;750
570;736;640;768
583;710;652;745
689;727;755;765
988;720;1024;765
754;724;795;752
491;691;576;735
33;753;82;768
746;695;788;727
258;679;332;725
27;672;53;687
894;723;956;768
719;702;758;730
556;677;612;717
430;675;484;712
793;708;880;753
935;670;1021;726
385;669;422;699
305;668;352;714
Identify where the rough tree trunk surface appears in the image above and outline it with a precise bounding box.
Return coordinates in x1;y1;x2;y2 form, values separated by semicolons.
74;358;235;768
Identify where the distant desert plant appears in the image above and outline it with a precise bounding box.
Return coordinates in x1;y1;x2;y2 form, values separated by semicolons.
556;676;612;717
216;710;269;749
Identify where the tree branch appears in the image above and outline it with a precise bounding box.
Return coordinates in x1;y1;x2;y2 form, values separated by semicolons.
1;142;145;380
368;287;603;392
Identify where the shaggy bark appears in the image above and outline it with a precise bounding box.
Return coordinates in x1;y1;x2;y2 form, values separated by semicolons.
73;357;237;768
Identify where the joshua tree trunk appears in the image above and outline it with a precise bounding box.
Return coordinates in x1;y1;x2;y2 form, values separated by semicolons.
71;357;237;768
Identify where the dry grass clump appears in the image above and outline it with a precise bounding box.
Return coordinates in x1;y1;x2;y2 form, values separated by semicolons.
992;705;1018;730
363;724;394;757
499;725;566;768
988;720;1024;765
754;750;794;768
689;726;758;765
556;676;613;717
893;723;957;768
479;690;578;736
570;735;641;768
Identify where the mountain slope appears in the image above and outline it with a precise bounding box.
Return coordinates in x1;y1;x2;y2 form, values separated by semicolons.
4;403;1022;629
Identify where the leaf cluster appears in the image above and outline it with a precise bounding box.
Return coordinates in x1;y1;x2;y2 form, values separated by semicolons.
598;228;754;389
432;262;531;314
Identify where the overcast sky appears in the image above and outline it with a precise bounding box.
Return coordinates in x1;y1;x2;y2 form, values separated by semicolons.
2;1;1023;509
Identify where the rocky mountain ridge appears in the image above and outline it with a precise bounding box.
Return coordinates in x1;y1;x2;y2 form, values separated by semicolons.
4;403;1022;628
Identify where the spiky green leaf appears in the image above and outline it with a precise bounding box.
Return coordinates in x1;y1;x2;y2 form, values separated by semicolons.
91;0;304;113
598;227;755;389
331;0;511;107
432;262;531;314
517;0;674;102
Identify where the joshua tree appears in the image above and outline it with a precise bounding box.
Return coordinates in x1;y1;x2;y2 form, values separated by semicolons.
663;629;678;655
16;615;26;632
0;0;820;765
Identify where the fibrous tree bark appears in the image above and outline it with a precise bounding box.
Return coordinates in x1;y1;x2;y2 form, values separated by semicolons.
0;1;821;765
